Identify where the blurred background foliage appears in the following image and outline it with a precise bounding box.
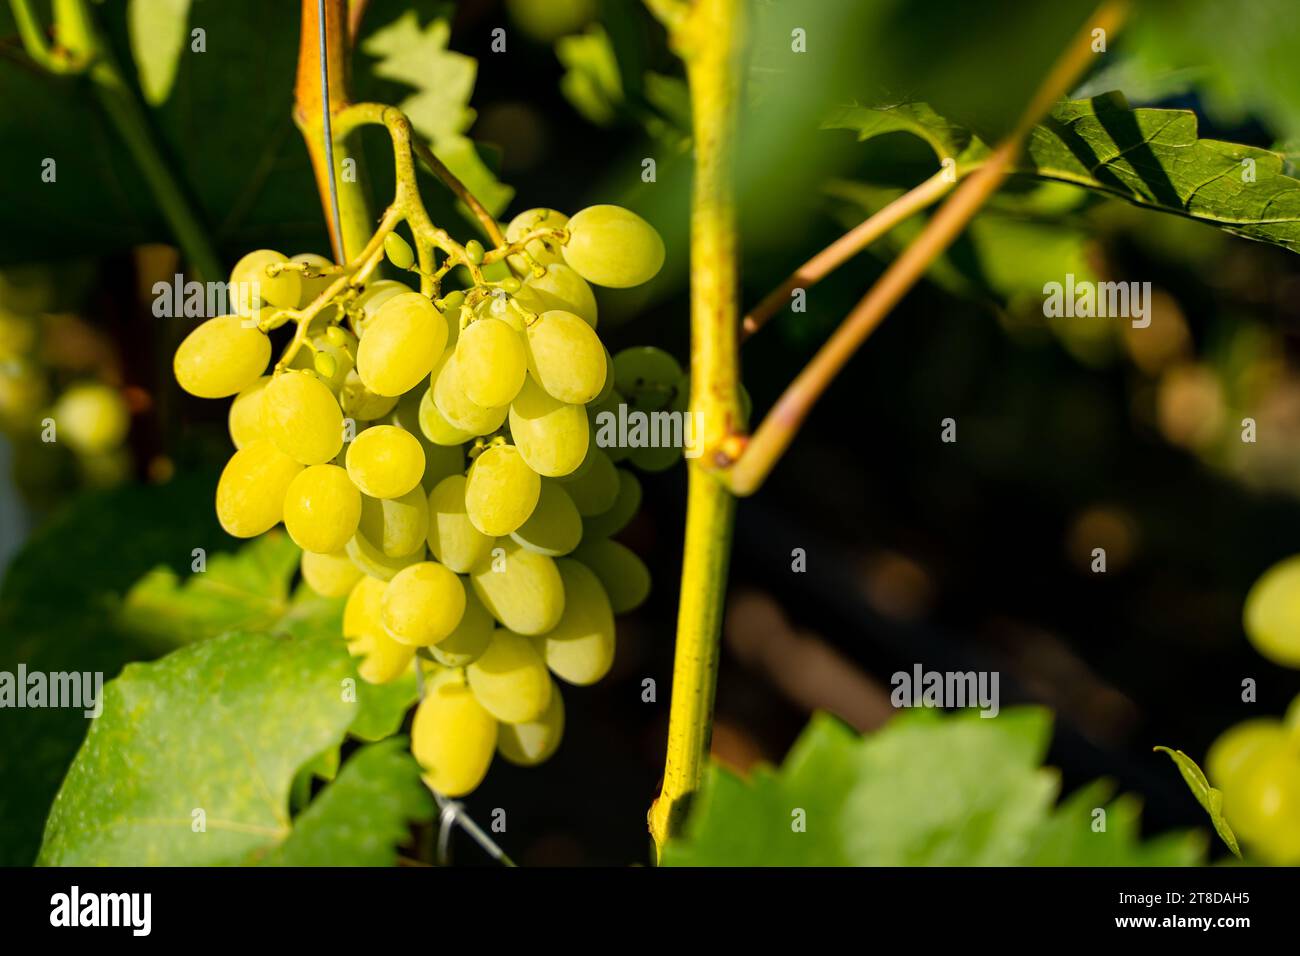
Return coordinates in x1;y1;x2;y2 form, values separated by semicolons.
3;0;1300;865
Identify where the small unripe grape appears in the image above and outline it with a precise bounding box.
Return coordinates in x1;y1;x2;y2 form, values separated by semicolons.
465;239;485;264
344;575;415;684
562;205;664;288
313;350;338;380
325;325;350;349
262;370;344;465
383;232;416;270
497;681;564;766
467;630;552;723
282;463;361;554
525;310;606;404
346;424;425;499
465;444;540;536
215;439;303;537
356;292;446;397
411;680;497;797
382;561;466;646
174;315;271;398
300;548;363;598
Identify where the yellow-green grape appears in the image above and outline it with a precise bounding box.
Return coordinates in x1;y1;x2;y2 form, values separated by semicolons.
350;279;414;336
594;346;615;403
174;315;271;398
583;469;641;538
497;680;565;766
262;370;344;465
383;232;416;270
628;442;682;473
427;474;495;573
613;346;682;412
1207;719;1288;792
1244;555;1300;667
344;576;415;684
525;310;606;404
52;383;129;455
465;239;485;264
215;439;302;537
231;249;302;313
537;559;615;685
1223;750;1300;864
511;481;582;556
508;374;589;477
562;205;664;288
293;330;355;392
358;486;428;557
283;464;361;554
339;369;399;420
457;317;527;408
387;388;464;487
345;526;424;581
513;263;597;327
381;561;466;647
467;630;552;723
585;387;628;463
432;350;509;435
1288;693;1300;738
470;540;565;635
572;536;650;613
465;444;540;536
411;680;497;797
558;446;619;515
505;207;569;271
418;384;474;446
290;252;335;306
356;292;447;397
300;547;363;598
430;589;494;667
345;424;425;498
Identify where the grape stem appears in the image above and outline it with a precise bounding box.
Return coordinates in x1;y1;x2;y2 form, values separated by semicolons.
714;0;1130;497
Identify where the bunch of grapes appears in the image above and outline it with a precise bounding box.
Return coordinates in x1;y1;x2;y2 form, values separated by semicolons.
174;204;675;796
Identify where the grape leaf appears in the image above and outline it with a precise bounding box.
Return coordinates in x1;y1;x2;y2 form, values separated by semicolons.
128;0;194;105
37;628;360;865
825;93;1300;254
662;708;1205;867
349;667;419;742
265;738;434;866
557;26;623;127
1154;746;1242;858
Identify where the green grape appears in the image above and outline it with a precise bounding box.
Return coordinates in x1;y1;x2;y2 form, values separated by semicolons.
346;424;425;498
572;536;650;613
300;547;363;598
430;589;494;667
52;382;128;455
594;346;615;403
411;679;497;797
497;680;564;766
467;630;552;723
465;239;486;265
427;474;495;573
457;317;527;407
226;374;269;450
513;262;597;327
433;350;509;435
537;559;615;685
339;368;400;420
505;208;570;272
511;481;582;556
508;374;589;477
174;315;271;398
387;388;464;487
350;280;414;336
231;249;302;313
215;439;303;538
586;386;629;463
290;252;335;307
345;526;424;581
314;351;338;380
358;486;429;557
1223;750;1300;864
583;468;641;538
1288;694;1300;738
262;370;344;465
344;576;415;684
558;446;619;515
383;232;416;270
465;444;540;536
418;384;474;446
291;329;355;391
477;288;525;332
1207;719;1288;792
628;442;682;473
356;292;447;397
1244;556;1300;667
381;561;466;647
525;310;606;404
613;346;682;412
470;540;565;635
282;464;361;554
562;205;664;288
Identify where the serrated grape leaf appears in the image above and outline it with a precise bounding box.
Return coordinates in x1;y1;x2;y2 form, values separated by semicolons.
1155;746;1242;859
663;708;1205;867
37;629;360;865
359;10;513;218
266;738;433;866
825;93;1300;255
128;0;194;106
